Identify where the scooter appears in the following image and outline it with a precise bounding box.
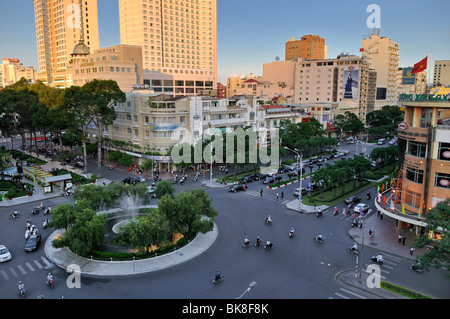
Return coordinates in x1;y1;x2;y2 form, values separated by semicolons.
265;217;272;224
213;275;223;284
264;242;273;250
370;255;384;264
46;278;54;289
19;288;26;298
43;208;51;215
316;211;323;218
43;219;48;229
255;239;262;247
314;236;324;243
30;207;40;216
289;231;295;238
409;263;424;273
351;220;359;228
348;246;360;254
10;212;20;219
243;240;251;248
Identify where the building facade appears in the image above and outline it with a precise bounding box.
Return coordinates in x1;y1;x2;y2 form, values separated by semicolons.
396;67;427;96
433;60;450;86
361;32;399;110
71;44;143;92
376;94;450;237
33;0;100;88
0;58;37;88
118;0;217;92
285;34;326;61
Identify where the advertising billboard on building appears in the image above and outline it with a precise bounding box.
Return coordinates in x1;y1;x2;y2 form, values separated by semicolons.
343;66;359;99
402;67;415;85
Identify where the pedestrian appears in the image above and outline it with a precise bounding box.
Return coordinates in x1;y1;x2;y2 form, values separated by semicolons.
103;179;106;186
402;235;406;246
314;202;317;212
398;234;402;244
360;219;363;229
380;211;383;220
260;189;263;197
281;191;284;199
410;247;415;256
352;213;355;220
334;207;338;215
342;207;346;216
369;230;374;241
377;210;380;218
276;192;279;200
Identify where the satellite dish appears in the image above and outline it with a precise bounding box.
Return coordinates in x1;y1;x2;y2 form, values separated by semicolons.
275;56;280;61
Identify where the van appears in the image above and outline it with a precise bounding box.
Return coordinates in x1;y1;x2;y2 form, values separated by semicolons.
389;137;398;145
377;139;386;145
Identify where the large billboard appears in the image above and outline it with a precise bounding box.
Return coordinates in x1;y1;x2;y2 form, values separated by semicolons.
343;66;359;100
402;67;415;85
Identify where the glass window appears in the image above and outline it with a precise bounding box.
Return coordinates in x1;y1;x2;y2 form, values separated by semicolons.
403;190;421;209
407;141;427;158
406;166;424;184
434;172;450;189
420;108;432;128
438;142;450;161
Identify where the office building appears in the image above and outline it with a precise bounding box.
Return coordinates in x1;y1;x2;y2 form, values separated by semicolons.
285;34;326;61
118;0;217;93
433;60;450;86
33;0;100;88
0;58;37;88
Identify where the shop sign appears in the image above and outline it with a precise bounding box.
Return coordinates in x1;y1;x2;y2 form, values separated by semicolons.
398;122;408;130
442;151;450;159
439;179;450;187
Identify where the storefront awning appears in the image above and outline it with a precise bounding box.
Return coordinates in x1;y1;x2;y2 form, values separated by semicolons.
44;174;73;184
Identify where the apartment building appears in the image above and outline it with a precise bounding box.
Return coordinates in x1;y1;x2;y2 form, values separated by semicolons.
33;0;100;88
396;67;427;96
361;32;399;109
118;0;217;94
0;58;37;88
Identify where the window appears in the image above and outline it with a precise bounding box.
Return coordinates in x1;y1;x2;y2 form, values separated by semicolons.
420;108;432;128
406;166;424;184
434;172;450;189
403;190;421;209
438;142;450;161
407;141;426;158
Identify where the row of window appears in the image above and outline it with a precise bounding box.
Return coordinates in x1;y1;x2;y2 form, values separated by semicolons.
406;166;450;189
407;142;450;161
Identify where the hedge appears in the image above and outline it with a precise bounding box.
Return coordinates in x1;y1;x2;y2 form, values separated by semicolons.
380;281;431;299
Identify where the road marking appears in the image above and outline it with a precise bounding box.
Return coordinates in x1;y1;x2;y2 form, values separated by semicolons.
9;267;18;277
17;265;27;275
25;262;35;272
1;270;9;280
340;288;367;299
41;256;52;267
334;292;350;299
34;260;43;269
383;254;403;262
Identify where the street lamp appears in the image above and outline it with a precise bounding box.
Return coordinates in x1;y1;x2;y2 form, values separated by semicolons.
235;281;257;299
285;146;303;213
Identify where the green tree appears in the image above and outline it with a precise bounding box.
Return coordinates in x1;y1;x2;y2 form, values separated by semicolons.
154;180;176;199
334;111;365;139
412;200;450;274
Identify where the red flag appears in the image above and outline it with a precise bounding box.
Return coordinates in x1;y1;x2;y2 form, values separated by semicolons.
382;196;387;206
359;48;364;52
381;183;385;191
411;57;427;74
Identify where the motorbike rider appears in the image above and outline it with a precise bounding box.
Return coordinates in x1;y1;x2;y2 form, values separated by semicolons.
289;227;295;236
265;214;272;223
255;236;262;246
351;243;358;251
46;273;53;285
317;233;323;242
18;281;25;294
243;236;250;246
376;253;383;263
43;218;48;229
367;192;371;199
11;210;19;217
317;208;323;216
214;270;222;282
265;239;272;248
39;202;44;210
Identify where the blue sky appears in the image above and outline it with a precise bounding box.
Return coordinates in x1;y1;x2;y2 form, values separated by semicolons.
1;0;449;83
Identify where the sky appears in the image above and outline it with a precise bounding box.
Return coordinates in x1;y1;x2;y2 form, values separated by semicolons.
0;0;449;84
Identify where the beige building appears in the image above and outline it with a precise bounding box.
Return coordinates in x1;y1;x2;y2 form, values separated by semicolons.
33;0;100;88
361;32;399;109
0;58;37;88
118;0;217;92
285;34;326;61
433;60;450;86
71;44;143;92
396;67;426;96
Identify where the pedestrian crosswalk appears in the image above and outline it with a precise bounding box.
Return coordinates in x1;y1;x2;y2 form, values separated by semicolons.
0;256;53;281
330;287;368;299
242;189;292;205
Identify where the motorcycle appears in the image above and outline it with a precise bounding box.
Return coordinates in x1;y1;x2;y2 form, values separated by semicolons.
265;217;272;225
289;231;295;238
43;208;51;215
213;275;223;284
348;247;360;254
243;240;251;248
409;263;424;274
264;242;273;250
62;190;72;197
367;193;371;200
10;212;20;219
351;220;359;228
30;207;40;216
314;236;324;243
19;288;26;298
370;255;384;264
316;211;323;218
46;278;54;288
254;239;262;247
43;219;48;229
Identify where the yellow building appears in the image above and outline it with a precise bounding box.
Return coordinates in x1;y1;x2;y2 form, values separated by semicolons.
0;58;37;88
118;0;217;90
33;0;100;88
285;34;326;61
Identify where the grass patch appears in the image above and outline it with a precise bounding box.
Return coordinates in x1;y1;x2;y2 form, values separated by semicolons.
380;282;431;299
302;181;372;206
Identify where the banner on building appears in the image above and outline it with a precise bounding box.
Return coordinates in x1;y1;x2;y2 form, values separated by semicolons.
342;66;359;100
402;67;415;85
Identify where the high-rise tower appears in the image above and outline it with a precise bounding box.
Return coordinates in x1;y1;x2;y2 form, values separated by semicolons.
33;0;100;88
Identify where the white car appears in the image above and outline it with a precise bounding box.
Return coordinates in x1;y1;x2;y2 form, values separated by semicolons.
354;203;370;214
0;245;12;262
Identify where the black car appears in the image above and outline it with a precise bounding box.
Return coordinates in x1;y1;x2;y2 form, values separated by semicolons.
262;176;276;185
25;234;42;252
228;184;247;192
123;177;141;185
287;167;305;177
344;196;361;205
241;174;259;184
278;166;292;174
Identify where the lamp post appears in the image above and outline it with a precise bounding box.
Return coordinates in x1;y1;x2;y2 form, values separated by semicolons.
285;146;303;213
235;281;257;299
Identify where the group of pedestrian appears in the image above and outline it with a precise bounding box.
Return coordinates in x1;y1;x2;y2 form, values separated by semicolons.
398;234;407;245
